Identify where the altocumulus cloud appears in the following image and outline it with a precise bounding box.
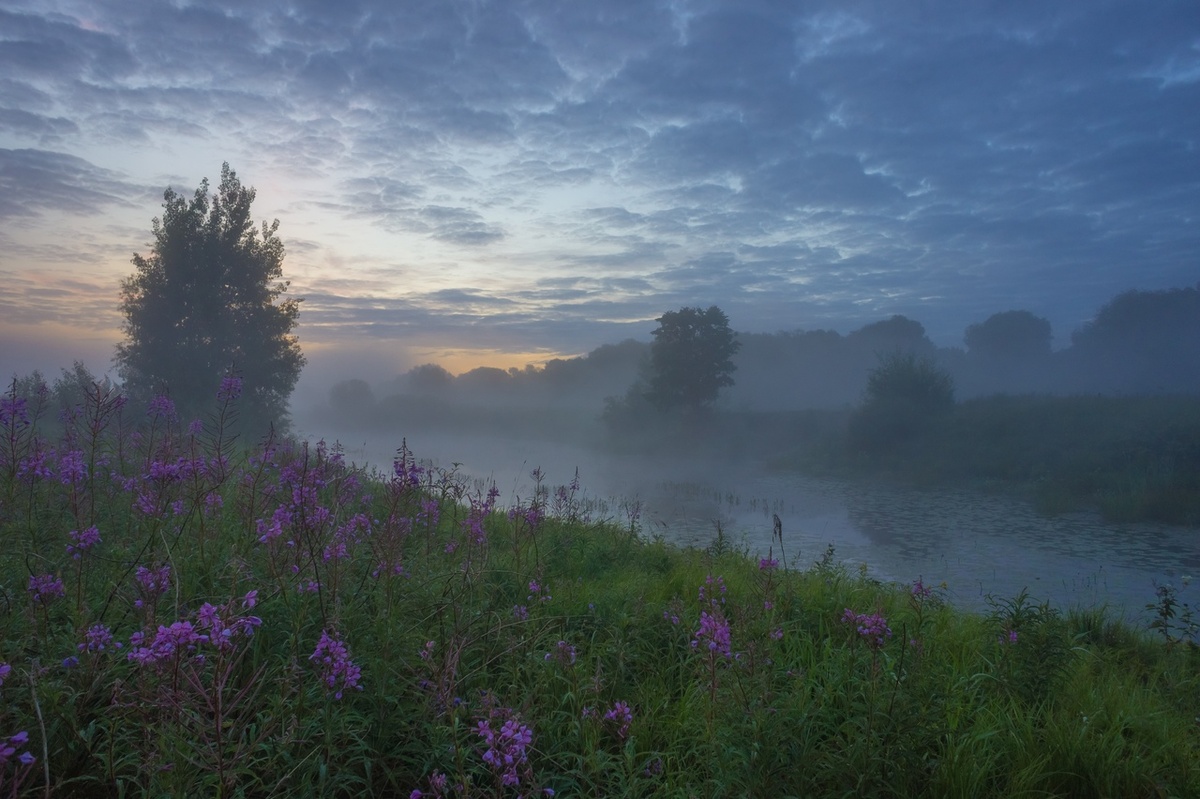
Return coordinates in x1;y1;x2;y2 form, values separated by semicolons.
0;0;1197;367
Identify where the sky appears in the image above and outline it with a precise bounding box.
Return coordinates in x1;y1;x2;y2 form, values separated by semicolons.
1;0;1198;396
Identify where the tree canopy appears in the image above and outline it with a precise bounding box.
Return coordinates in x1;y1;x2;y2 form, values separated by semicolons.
644;305;741;412
1068;285;1200;393
115;164;304;432
850;352;955;454
965;310;1052;362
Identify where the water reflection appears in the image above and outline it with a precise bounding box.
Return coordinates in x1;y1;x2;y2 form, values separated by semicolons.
321;431;1199;620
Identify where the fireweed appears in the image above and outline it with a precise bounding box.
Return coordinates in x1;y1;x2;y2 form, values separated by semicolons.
602;700;634;741
475;709;535;789
27;574;65;605
66;525;101;559
253;440;368;618
842;609;893;650
309;630;362;700
544;639;577;668
0;374;1197;797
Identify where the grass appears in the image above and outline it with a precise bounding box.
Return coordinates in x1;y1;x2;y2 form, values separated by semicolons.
1;382;1199;797
743;393;1200;525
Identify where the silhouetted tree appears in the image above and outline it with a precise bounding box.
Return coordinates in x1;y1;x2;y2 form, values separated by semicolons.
645;306;741;412
329;379;375;415
52;361;120;417
405;363;455;394
965;310;1052;363
847;315;935;356
457;367;513;395
116;164;304;432
1068;285;1200;393
850;353;954;454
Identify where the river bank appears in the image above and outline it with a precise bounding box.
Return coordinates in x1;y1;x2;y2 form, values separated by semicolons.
3;414;1198;796
306;424;1199;620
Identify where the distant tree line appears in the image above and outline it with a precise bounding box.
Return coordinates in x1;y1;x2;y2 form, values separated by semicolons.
327;283;1200;421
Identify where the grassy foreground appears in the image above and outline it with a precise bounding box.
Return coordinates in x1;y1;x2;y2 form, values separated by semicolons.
1;386;1199;798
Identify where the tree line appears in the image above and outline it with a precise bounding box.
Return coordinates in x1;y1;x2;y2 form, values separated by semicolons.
7;160;1197;439
331;284;1200;420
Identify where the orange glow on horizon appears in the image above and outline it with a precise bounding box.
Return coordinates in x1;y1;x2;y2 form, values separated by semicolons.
413;347;584;376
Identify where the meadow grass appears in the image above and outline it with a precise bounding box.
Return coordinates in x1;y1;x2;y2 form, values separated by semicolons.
752;394;1200;525
1;382;1198;797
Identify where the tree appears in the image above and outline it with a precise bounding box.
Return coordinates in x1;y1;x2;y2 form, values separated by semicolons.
847;315;935;356
965;310;1052;363
404;363;455;394
329;379;376;416
1067;285;1200;393
862;353;955;412
850;352;954;454
116;164;304;432
644;305;741;412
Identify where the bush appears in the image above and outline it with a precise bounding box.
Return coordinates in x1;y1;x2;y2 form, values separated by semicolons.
849;353;954;455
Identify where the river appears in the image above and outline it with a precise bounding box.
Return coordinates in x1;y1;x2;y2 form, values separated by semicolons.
308;427;1199;621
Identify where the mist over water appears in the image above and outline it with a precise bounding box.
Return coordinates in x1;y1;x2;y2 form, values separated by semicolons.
289;286;1200;621
296;419;1199;621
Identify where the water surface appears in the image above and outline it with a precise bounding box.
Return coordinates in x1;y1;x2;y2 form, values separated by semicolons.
318;429;1199;619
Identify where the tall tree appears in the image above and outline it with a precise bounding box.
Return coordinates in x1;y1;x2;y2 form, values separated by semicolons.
965;310;1052;363
645;305;741;412
116;164;304;432
1068;285;1200;393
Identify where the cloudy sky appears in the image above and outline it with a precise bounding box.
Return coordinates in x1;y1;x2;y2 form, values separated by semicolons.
2;0;1198;393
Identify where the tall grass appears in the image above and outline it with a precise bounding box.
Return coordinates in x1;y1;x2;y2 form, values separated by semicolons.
1;379;1197;797
768;393;1200;524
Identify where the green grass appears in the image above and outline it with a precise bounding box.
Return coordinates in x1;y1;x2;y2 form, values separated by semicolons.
1;389;1199;797
754;393;1200;525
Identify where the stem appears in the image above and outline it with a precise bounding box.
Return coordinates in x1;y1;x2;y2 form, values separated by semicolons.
28;667;50;799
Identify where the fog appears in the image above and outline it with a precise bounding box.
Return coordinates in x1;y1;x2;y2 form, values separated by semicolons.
300;284;1200;435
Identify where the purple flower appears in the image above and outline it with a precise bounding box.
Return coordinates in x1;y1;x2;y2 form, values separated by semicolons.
310;631;363;699
544;640;576;667
17;446;52;481
134;564;171;607
0;395;29;428
603;700;633;740
0;662;10;687
58;449;86;485
203;492;224;515
759;557;779;571
217;375;243;402
1000;629;1019;645
841;609;893;650
67;525;101;559
419;497;441;527
692;610;732;658
126;620;205;665
477;715;533;788
147;394;176;420
698;574;727;607
28;574;65;604
911;579;933;600
78;624;121;654
256;506;292;543
0;730;34;768
194;601;262;652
